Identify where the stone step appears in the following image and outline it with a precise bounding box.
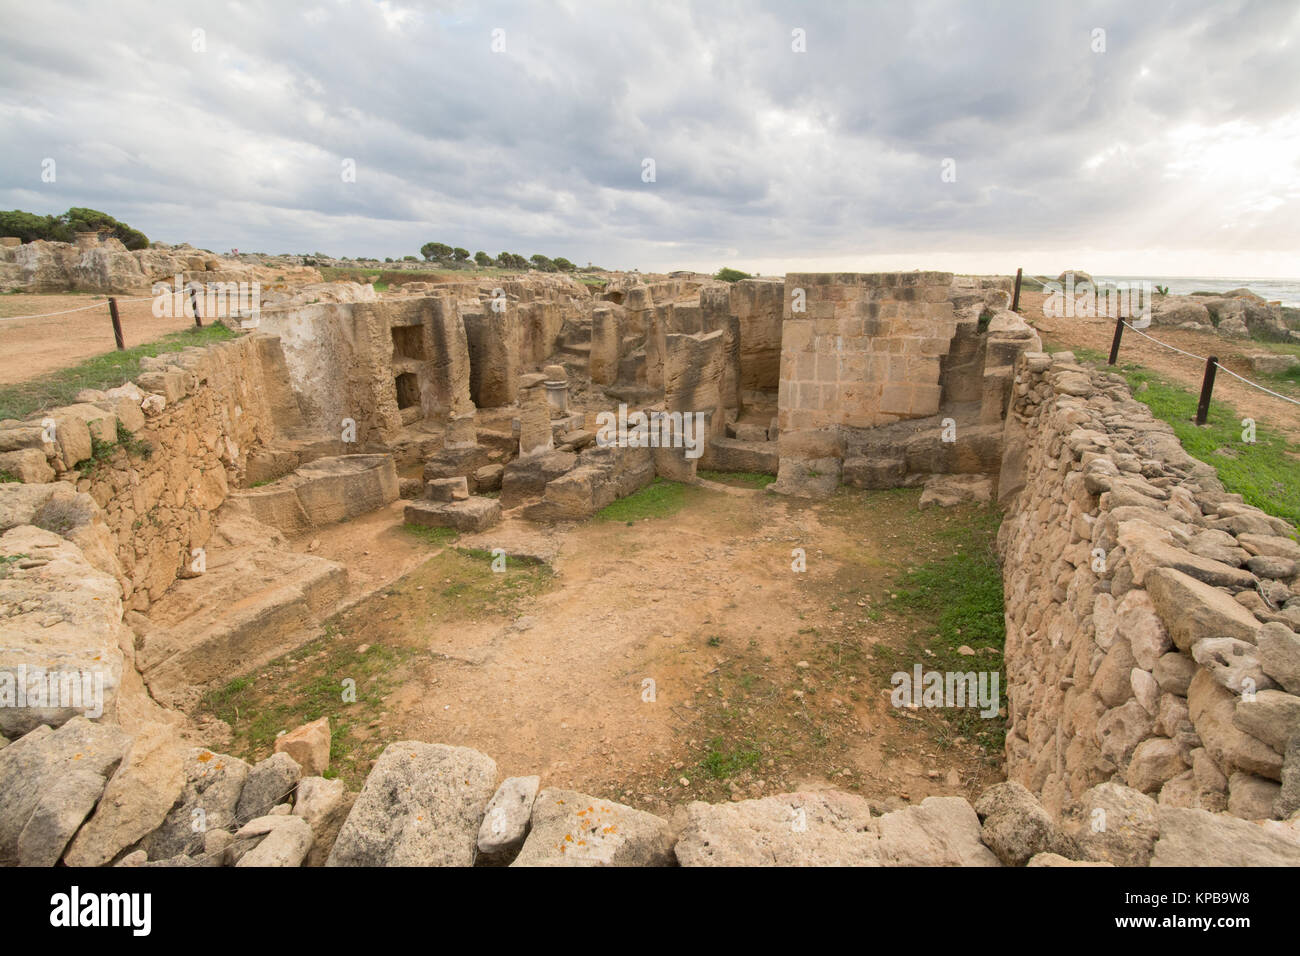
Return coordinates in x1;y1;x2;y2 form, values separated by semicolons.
405;496;501;533
138;545;349;711
704;438;778;474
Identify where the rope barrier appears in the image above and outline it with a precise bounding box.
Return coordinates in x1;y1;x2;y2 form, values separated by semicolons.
0;295;154;322
1119;320;1300;407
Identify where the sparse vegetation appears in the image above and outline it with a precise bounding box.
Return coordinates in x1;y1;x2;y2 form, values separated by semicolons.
698;469;776;488
0;322;234;421
594;478;703;522
872;507;1008;755
1109;363;1300;527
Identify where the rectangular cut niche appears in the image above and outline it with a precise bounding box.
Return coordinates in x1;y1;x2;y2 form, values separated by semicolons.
394;371;421;410
391;324;426;361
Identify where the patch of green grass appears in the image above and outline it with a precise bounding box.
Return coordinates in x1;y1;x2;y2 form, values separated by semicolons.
594;478;702;522
698;469;776;489
455;546;546;568
873;508;1008;754
0;553;29;579
700;736;763;780
200;632;412;787
1110;364;1300;528
1068;346;1108;365
0;471;18;483
401;547;556;620
400;524;459;546
0;322;236;421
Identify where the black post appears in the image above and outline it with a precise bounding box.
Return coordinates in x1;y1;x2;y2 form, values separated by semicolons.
1196;356;1218;426
1011;268;1023;312
108;297;125;351
189;286;203;328
1108;315;1124;366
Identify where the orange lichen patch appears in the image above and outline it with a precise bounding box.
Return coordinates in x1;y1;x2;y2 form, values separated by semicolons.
73;753;83;760
197;751;214;762
564;833;573;842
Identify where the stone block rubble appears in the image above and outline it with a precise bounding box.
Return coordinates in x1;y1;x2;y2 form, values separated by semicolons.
4;731;1295;867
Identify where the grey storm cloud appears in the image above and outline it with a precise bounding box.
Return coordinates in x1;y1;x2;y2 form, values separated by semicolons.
1;0;1298;272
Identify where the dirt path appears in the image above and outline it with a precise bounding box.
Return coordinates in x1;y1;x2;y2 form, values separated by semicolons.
0;293;202;385
213;484;1006;818
1021;290;1300;443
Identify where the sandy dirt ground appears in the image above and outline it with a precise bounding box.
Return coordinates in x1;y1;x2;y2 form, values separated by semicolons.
1020;290;1300;443
218;483;1006;818
0;293;201;385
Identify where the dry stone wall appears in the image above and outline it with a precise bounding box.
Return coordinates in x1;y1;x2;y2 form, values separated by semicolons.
0;333;305;611
998;350;1300;822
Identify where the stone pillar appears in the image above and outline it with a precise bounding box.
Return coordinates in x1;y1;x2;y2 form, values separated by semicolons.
589;305;620;385
624;285;651;338
425;296;475;423
646;304;669;391
543;364;569;417
518;379;554;457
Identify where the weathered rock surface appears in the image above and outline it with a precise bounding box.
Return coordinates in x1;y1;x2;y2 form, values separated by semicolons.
1149;807;1300;866
327;742;496;867
874;796;1000;866
477;775;540;858
1072;783;1160;866
974;781;1078;865
237;752;302;823
292;775;351;868
144;749;251;860
675;791;878;866
63;724;185;867
232;814;313;867
274;717;331;777
512;788;674;867
0;717;130;866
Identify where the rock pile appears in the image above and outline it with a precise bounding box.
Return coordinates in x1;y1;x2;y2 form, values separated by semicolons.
4;731;1295;866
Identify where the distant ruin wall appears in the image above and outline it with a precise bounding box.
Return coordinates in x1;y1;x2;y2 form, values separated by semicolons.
776;272;955;456
997;350;1300;821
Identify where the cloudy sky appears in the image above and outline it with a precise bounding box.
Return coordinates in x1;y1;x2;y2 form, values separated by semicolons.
2;0;1299;276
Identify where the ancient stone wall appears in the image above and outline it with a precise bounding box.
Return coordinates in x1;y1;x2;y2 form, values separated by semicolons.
82;335;303;610
729;278;784;392
0;333;303;612
998;350;1300;822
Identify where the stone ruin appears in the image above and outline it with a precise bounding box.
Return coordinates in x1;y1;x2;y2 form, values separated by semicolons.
2;267;1299;867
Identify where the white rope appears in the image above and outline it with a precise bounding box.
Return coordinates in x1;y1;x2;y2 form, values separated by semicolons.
1212;362;1300;406
1119;320;1300;407
0;295;154;322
